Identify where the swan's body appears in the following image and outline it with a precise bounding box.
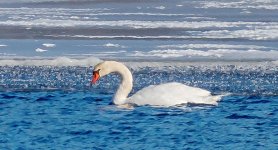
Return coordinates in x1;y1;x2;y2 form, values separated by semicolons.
92;61;222;107
128;82;221;106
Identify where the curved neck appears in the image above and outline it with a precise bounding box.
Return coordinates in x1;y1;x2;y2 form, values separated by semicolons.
110;62;133;105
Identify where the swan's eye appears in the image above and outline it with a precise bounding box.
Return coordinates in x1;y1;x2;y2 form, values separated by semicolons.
93;69;101;74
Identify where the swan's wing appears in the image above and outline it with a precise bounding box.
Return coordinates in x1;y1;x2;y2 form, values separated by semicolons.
128;82;214;106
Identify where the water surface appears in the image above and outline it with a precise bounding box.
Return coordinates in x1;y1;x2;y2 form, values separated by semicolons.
0;0;278;149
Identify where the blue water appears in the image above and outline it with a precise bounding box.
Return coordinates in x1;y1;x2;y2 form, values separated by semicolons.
1;91;277;149
1;0;278;149
0;65;278;149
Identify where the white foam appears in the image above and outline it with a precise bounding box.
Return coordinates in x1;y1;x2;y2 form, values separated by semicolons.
35;48;48;52
131;49;278;60
47;35;195;39
185;17;216;20
103;43;123;48
42;43;56;48
0;7;192;17
0;57;102;66
155;6;166;10
50;30;278;40
0;55;277;68
99;12;194;16
157;44;269;50
0;45;7;47
70;16;80;19
199;0;278;10
186;24;278;40
0;19;271;29
124;61;278;71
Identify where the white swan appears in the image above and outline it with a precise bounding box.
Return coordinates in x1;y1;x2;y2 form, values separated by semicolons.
92;61;222;107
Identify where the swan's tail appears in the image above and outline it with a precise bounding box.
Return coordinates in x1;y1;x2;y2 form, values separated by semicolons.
204;93;229;105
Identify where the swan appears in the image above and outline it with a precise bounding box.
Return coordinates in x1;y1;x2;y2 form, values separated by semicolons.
92;61;222;107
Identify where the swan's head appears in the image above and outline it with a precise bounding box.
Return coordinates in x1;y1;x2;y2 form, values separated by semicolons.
91;61;111;84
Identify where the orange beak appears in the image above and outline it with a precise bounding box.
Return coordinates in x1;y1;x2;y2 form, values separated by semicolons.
92;71;100;84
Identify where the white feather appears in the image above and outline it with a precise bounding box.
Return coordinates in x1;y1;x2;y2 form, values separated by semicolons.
94;61;223;107
128;82;221;106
